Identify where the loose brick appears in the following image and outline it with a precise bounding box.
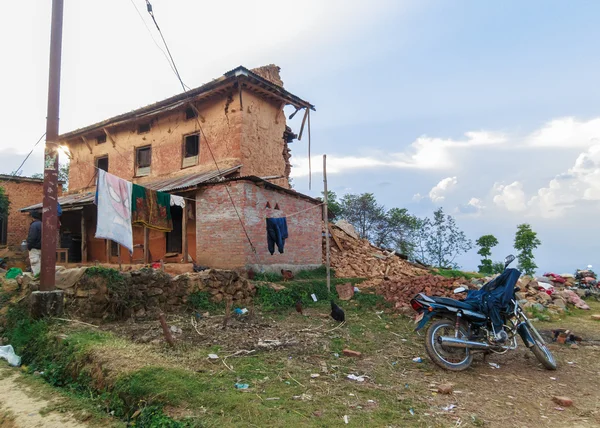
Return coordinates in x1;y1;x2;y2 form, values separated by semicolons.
437;383;453;395
552;396;573;407
342;349;362;358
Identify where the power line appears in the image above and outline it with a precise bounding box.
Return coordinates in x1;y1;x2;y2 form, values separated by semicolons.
9;132;46;177
144;0;189;92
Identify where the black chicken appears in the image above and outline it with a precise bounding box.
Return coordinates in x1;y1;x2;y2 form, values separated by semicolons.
330;300;345;322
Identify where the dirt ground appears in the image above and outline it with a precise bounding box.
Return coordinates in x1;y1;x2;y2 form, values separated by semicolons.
0;369;88;428
91;299;600;427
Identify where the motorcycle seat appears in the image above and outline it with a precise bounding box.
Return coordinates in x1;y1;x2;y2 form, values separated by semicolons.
430;296;477;310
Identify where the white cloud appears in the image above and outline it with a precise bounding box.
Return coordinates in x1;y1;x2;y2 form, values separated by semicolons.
467;197;484;210
492;181;527;212
526;117;600;148
412;193;425;202
291;131;506;177
456;197;485;215
428;176;458;202
529;144;600;218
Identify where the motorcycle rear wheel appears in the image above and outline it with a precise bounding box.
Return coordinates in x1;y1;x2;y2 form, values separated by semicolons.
425;319;473;371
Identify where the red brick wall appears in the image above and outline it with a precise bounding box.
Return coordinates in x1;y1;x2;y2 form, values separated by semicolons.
0;179;63;248
195;181;322;270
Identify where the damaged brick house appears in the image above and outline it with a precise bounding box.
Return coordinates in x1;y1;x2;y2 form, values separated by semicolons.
22;65;322;271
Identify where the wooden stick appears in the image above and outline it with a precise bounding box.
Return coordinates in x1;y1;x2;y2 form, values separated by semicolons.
54;317;98;328
223;299;232;329
287;372;305;388
307;109;311;190
297;108;309;141
158;313;175;348
323;155;331;293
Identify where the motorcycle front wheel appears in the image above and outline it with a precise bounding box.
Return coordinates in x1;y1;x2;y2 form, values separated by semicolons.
425;319;473;371
525;323;557;370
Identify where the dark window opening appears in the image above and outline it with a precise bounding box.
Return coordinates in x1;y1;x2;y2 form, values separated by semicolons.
185;107;197;120
110;240;119;256
97;134;107;144
274;203;280;210
265;202;271;209
137;123;151;134
166;206;183;253
184;134;199;158
96;156;109;172
136;146;152;176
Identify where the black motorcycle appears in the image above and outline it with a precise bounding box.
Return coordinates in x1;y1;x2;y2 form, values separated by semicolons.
410;255;556;371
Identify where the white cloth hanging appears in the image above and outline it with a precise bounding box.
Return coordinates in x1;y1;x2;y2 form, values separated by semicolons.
170;195;186;208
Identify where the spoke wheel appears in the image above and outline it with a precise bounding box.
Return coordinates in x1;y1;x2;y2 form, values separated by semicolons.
425;319;473;371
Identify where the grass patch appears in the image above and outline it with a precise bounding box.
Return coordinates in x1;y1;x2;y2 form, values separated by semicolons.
187;291;226;312
433;268;483;280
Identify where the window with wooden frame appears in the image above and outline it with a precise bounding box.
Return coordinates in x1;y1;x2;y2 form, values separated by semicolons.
96;134;107;144
182;134;199;168
110;240;119;256
135;146;152;176
95;155;109;172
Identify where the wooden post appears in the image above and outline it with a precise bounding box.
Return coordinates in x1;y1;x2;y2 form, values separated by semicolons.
80;212;87;263
117;244;122;271
158;313;175;348
182;203;188;263
105;239;110;264
323;154;331;293
143;226;150;264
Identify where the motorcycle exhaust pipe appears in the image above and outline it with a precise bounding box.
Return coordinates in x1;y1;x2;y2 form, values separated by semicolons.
439;336;491;350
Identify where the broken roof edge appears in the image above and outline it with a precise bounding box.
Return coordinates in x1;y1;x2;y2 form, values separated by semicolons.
59;66;315;142
210;175;322;205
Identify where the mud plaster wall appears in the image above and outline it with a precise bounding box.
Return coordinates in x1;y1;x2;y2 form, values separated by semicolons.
64;96;243;193
0;180;63;247
240;90;289;188
195;181;322;270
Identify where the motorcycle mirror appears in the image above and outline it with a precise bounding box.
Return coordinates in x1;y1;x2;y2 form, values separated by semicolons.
453;286;468;294
504;254;516;267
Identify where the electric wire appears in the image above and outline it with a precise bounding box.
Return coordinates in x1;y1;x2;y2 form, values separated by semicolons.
7;132;46;179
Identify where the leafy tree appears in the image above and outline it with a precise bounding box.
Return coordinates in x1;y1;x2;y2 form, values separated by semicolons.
339;193;385;241
476;234;499;274
423;207;473;268
492;261;505;274
29;162;69;191
0;186;10;219
514;223;541;276
413;217;432;265
30;173;43;179
319;190;343;221
374;208;420;258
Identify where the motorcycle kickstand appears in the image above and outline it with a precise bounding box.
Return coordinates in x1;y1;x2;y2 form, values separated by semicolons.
482;351;490;364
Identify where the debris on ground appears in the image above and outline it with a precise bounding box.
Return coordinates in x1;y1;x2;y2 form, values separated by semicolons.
488;362;500;369
342;349;362;358
552;396;573;407
347;374;366;382
234;383;249;389
207;354;219;360
412;357;423;363
442;404;457;411
0;345;21;366
380;275;471;311
437;383;454;394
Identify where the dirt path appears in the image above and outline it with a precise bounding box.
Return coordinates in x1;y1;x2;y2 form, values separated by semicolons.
0;368;86;428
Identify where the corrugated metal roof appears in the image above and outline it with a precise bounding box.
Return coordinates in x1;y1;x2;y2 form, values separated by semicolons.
20;166;241;212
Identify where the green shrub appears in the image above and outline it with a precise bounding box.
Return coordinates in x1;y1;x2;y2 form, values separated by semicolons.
187;291;225;312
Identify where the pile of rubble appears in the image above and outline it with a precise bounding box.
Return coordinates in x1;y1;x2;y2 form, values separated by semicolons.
379;274;471;311
325;221;427;283
518;275;590;313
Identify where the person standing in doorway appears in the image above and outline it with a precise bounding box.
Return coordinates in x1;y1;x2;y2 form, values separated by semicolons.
27;211;42;276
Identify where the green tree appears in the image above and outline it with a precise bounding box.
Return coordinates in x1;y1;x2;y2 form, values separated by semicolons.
0;186;10;219
413;217;432;265
374;208;420;258
319;190;343;221
492;261;505;274
29;162;69;191
476;234;499;274
423;208;473;268
339;193;385;240
514;223;541;276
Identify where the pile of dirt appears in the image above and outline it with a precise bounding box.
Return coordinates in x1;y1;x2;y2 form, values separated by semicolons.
379;274;470;311
325;222;427;282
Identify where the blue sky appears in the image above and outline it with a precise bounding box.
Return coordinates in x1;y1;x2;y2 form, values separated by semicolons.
1;1;599;274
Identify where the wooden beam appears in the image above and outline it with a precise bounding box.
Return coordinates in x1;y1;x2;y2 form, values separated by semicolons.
105;239;110;263
103;127;117;148
297;108;309;141
144;226;150;264
117;243;122;271
237;80;243;110
81;212;87;263
182;204;188;263
81;136;93;154
329;226;344;252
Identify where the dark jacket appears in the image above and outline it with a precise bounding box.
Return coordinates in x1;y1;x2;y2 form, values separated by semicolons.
27;220;42;250
266;217;288;255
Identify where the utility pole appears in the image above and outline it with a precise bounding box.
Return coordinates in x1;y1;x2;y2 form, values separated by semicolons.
323;155;331;293
32;0;64;318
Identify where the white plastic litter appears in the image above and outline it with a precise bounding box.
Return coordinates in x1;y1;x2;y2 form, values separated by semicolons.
442;404;457;411
488;362;500;369
347;374;366;382
208;354;219;360
0;345;21;367
311;293;318;302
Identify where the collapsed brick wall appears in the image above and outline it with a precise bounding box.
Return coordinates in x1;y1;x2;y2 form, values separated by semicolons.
59;268;255;319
